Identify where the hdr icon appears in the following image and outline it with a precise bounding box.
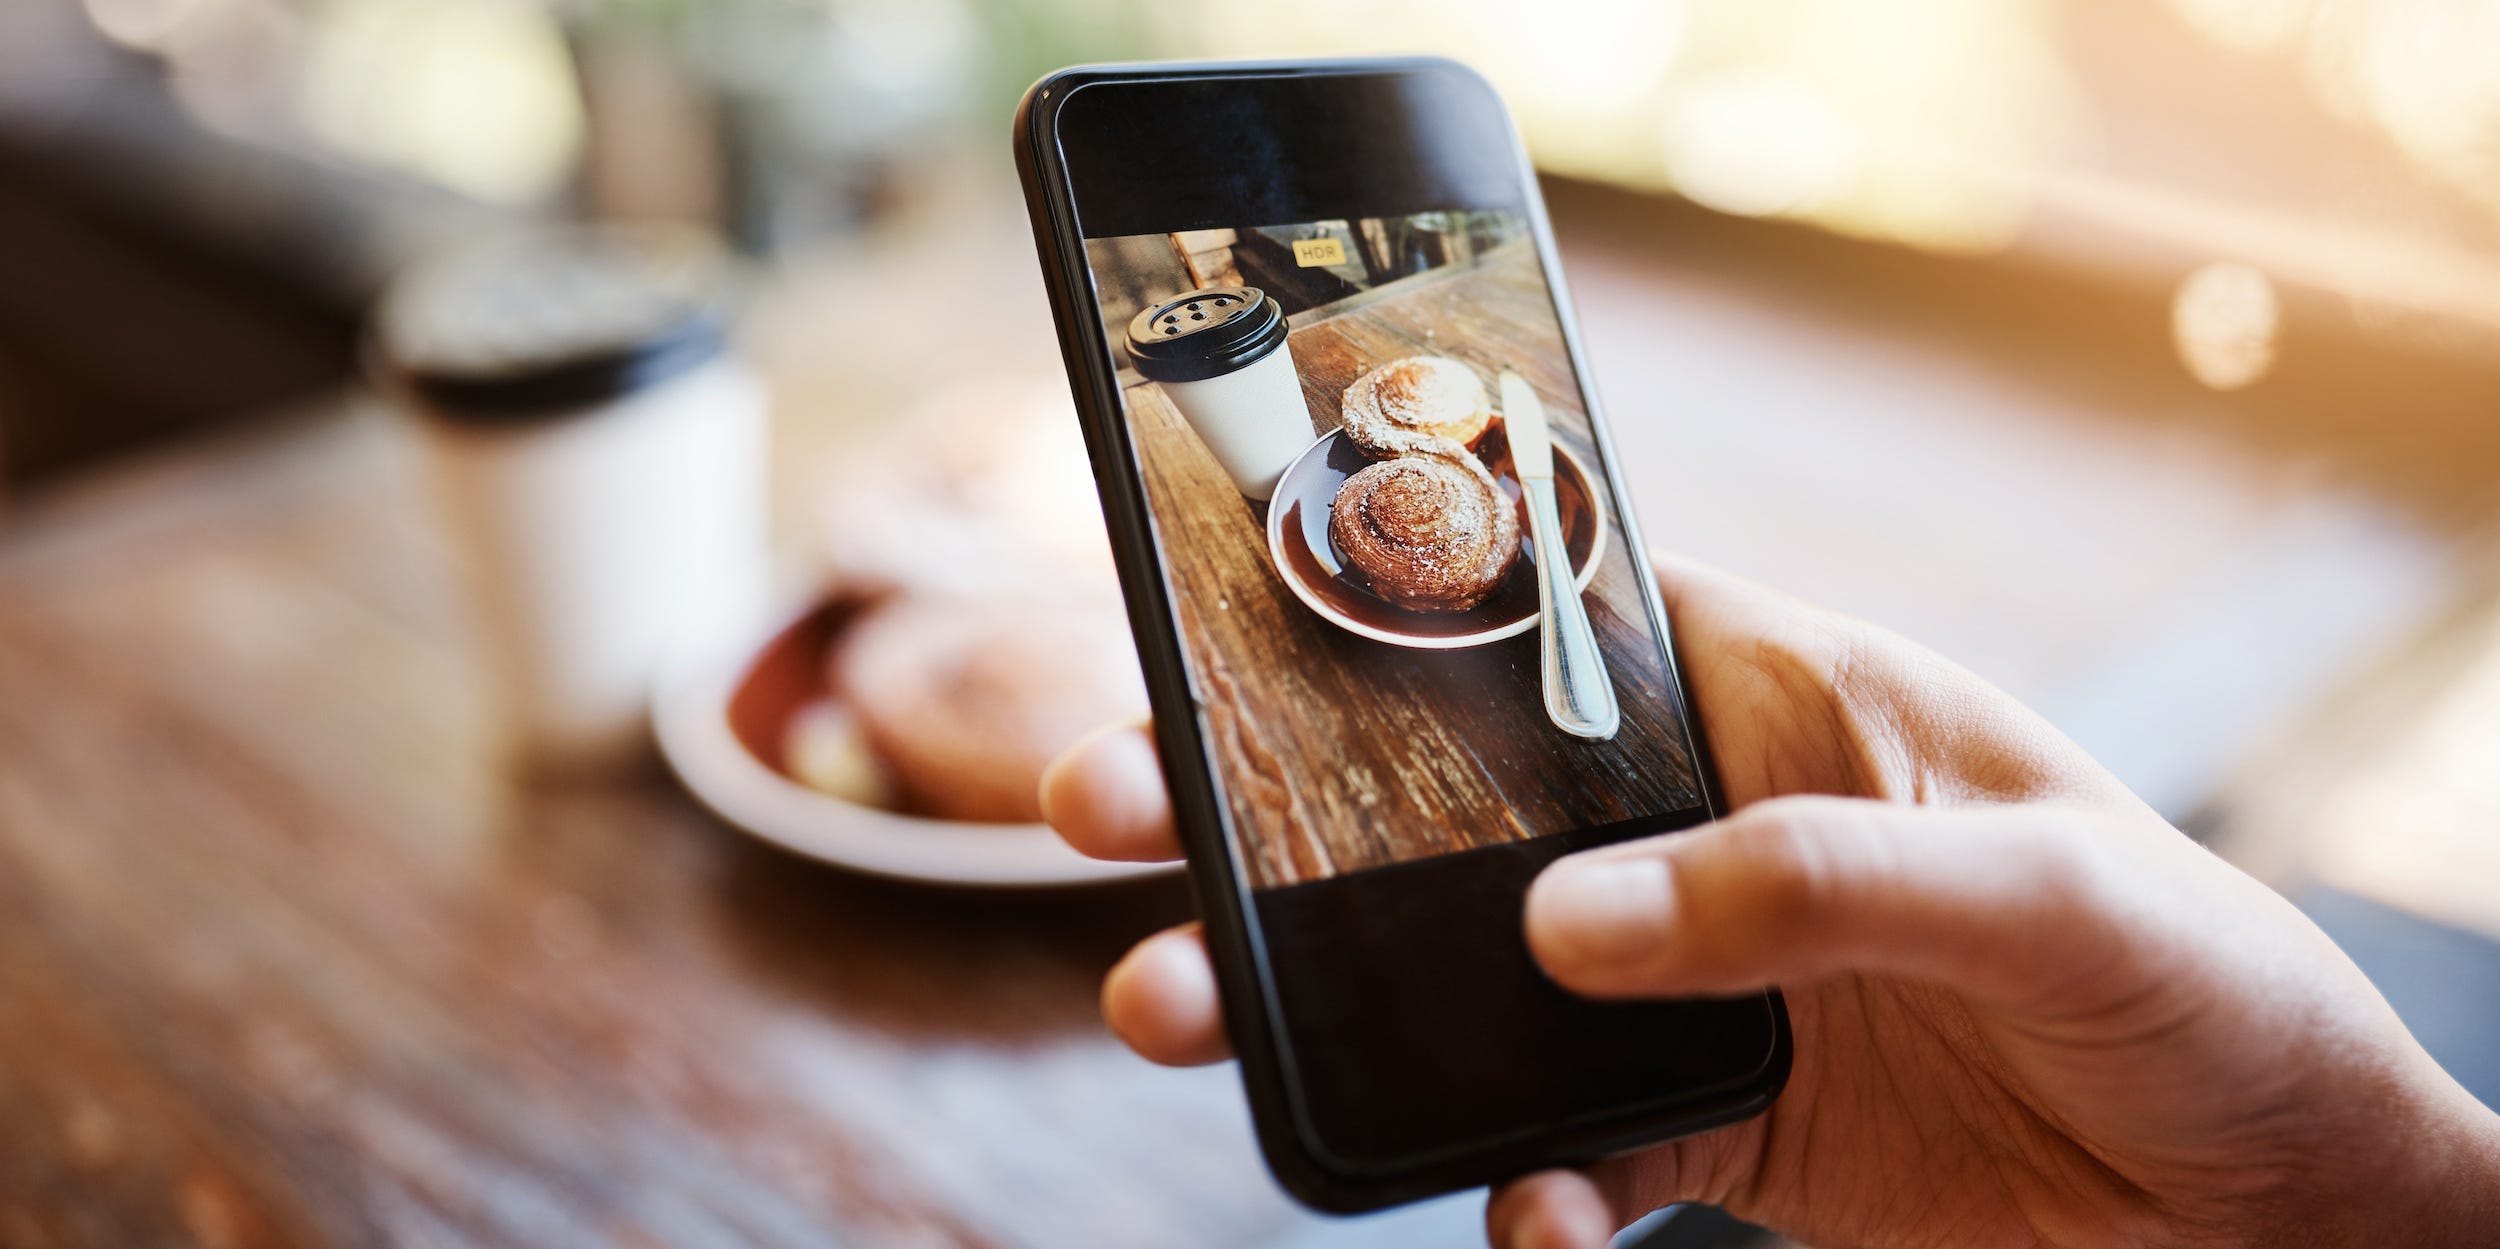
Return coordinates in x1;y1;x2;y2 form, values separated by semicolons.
1291;236;1347;267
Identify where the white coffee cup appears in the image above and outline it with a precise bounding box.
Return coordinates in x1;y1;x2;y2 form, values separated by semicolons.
1125;287;1313;500
372;226;771;770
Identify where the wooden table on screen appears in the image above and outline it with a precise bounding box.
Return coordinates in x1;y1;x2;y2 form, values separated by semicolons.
1119;241;1701;891
0;417;1305;1249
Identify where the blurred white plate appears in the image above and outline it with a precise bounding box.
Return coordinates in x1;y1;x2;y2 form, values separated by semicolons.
653;601;1176;888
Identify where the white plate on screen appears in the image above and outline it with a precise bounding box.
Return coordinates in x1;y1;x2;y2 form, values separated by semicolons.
1265;427;1607;650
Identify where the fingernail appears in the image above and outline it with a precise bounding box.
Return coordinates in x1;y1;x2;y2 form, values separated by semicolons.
1526;855;1674;973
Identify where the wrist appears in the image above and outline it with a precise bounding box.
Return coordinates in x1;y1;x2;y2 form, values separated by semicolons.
2412;1098;2500;1249
2302;1086;2500;1249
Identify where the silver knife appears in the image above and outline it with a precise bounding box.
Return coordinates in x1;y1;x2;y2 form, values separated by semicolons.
1499;371;1619;741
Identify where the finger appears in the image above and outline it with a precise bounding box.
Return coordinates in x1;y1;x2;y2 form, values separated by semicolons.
1525;795;2135;1012
1648;549;2121;810
1041;722;1182;862
1646;549;1789;624
1644;549;1843;652
1486;1170;1617;1249
1101;923;1232;1066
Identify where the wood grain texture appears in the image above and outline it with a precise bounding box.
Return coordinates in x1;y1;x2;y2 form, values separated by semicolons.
1117;243;1702;890
0;418;1297;1249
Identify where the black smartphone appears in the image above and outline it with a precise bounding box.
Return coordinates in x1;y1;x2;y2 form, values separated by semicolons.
1015;58;1789;1212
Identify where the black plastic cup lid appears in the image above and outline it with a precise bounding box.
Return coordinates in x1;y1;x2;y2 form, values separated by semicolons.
1124;287;1288;383
369;225;738;424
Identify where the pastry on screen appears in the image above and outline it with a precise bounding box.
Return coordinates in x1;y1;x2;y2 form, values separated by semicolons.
1328;437;1521;613
831;593;1147;823
1338;356;1494;455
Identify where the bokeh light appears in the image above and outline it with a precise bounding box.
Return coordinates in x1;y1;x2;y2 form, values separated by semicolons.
2170;0;2500;222
1659;75;1850;219
1149;0;2076;255
298;0;583;204
2172;260;2281;390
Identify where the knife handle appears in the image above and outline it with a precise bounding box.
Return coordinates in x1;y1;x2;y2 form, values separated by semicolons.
1522;477;1620;741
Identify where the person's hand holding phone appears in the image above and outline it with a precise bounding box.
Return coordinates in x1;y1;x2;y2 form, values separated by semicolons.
1041;554;2500;1248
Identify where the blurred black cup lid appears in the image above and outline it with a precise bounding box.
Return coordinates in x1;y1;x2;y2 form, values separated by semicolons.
370;225;739;423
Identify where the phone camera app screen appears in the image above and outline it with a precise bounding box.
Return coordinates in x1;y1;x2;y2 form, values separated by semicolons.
1076;180;1767;1164
1086;213;1706;888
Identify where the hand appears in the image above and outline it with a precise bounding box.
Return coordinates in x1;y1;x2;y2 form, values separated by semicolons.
1040;554;2500;1247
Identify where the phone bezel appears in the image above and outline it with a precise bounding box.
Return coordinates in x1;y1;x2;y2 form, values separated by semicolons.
1014;57;1789;1212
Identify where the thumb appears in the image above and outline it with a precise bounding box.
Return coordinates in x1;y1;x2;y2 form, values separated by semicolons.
1524;796;2140;1012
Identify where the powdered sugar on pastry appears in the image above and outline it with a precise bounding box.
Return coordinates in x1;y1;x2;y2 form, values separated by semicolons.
1337;356;1494;455
1326;435;1521;613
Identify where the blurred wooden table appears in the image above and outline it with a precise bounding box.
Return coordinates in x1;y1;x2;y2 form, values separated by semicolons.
0;416;1301;1249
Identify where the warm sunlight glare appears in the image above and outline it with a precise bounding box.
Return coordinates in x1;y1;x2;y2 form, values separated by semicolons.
1152;0;2075;254
299;0;584;204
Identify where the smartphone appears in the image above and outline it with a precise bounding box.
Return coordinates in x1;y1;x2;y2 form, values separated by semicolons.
1015;58;1789;1212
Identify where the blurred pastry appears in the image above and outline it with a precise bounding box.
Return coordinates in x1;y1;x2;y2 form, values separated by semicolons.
816;376;1117;599
1328;438;1521;613
1338;356;1494;455
832;593;1147;823
783;698;894;809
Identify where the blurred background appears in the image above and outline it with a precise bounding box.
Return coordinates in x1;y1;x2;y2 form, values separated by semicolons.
2;2;2497;1246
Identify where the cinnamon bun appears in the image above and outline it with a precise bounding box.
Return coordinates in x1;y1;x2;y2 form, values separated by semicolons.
1338;356;1494;454
833;592;1146;823
1327;437;1522;613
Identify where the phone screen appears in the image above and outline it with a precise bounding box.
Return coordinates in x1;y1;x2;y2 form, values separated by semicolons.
1051;66;1779;1174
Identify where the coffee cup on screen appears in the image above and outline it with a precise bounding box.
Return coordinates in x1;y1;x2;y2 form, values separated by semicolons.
1125;287;1314;500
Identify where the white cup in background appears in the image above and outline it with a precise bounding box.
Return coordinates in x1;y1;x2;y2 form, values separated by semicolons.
371;226;770;770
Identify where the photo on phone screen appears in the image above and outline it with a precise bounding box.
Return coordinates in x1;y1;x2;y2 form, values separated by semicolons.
1082;212;1708;890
